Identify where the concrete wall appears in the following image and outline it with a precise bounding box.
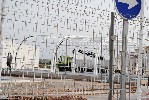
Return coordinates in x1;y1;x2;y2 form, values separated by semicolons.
2;40;39;69
75;59;109;69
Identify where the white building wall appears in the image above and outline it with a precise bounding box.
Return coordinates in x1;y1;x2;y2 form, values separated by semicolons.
2;40;39;69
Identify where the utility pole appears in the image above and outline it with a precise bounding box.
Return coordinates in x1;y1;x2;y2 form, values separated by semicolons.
108;12;115;100
120;19;128;100
94;47;98;75
72;48;76;73
0;0;6;88
83;42;85;73
136;0;144;100
65;38;68;72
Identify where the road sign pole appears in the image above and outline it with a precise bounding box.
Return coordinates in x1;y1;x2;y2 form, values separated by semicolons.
108;12;115;100
120;19;128;100
115;0;142;99
136;0;144;100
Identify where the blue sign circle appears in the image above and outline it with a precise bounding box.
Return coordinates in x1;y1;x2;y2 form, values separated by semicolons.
115;0;141;20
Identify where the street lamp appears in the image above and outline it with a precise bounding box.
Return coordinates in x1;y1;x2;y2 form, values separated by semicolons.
15;35;34;69
0;0;6;89
15;35;49;70
136;0;145;99
51;35;88;73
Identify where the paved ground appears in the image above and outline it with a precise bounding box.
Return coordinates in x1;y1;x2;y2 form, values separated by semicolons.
0;76;149;100
0;69;149;100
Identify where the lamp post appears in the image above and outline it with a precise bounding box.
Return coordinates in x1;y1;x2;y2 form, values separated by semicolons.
136;0;144;99
15;35;34;69
15;35;49;69
51;35;88;73
0;0;6;89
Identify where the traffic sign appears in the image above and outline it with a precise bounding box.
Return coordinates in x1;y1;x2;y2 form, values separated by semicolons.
115;0;142;20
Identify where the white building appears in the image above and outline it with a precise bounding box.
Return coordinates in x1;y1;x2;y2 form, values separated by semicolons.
2;40;39;70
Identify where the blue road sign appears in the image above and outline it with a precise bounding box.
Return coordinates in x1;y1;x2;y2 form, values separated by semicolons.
115;0;141;20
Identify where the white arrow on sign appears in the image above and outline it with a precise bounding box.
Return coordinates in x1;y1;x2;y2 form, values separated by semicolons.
118;0;138;9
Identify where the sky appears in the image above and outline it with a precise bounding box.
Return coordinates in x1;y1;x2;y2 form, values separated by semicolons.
1;0;149;60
